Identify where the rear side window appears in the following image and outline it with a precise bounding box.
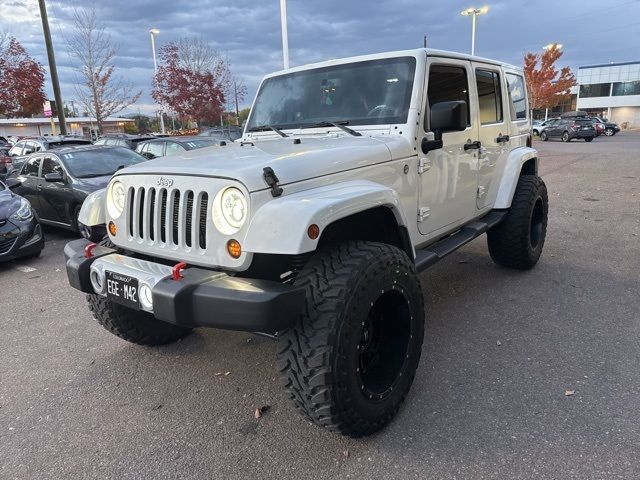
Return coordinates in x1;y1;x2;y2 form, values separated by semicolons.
426;64;470;128
165;142;185;156
475;69;503;124
22;157;41;176
506;73;527;120
147;142;165;158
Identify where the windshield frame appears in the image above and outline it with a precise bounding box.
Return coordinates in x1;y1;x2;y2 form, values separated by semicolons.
246;55;419;133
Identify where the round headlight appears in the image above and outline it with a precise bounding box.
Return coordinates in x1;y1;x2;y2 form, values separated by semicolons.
107;180;126;219
212;187;247;235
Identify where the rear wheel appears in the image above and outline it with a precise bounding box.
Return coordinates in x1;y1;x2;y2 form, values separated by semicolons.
540;131;548;141
487;175;548;270
561;132;570;142
277;241;424;437
585;137;593;142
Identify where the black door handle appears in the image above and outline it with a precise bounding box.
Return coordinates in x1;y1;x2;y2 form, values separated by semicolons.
37;184;43;190
463;140;481;151
496;134;510;143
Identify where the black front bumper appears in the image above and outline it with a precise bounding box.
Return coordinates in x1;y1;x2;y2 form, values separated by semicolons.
64;239;307;333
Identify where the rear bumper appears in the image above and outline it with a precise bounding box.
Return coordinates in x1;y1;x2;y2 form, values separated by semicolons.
571;130;595;138
64;239;306;333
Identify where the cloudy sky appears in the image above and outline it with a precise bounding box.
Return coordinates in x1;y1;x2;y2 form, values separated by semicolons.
1;0;639;117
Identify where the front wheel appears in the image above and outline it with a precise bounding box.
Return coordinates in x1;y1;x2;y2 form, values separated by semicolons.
605;128;614;136
277;241;425;437
487;175;548;270
584;137;593;142
540;131;548;141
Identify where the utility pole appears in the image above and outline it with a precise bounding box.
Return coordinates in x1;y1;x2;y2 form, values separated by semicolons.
280;0;290;69
38;0;67;135
149;29;166;134
234;81;240;126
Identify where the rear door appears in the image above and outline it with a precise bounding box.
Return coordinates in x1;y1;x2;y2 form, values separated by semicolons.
503;71;531;147
472;63;509;209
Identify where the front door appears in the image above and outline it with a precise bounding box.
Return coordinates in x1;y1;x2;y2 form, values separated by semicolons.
16;155;42;212
418;59;479;237
472;63;509;210
39;156;71;225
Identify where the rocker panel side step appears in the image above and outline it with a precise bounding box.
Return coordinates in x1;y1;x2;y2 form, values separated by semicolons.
415;210;507;273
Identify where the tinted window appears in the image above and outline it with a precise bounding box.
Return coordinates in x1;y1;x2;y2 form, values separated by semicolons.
506;73;527;120
475;69;503;124
426;64;470;128
165;142;185;156
60;148;145;178
248;57;417;129
42;157;63;176
146;142;164;158
612;80;640;96
580;83;611;98
22;157;41;176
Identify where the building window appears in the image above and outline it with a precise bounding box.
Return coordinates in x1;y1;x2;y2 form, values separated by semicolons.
475;69;503;124
579;83;611;98
505;73;527;120
612;81;640;96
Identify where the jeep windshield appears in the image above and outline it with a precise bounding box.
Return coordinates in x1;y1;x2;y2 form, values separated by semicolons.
247;57;416;131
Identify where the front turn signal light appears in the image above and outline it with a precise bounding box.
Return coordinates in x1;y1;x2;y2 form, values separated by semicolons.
227;239;242;259
108;221;117;236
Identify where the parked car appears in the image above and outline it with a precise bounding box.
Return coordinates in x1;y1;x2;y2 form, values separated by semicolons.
11;145;146;239
540;117;596;142
199;126;243;141
135;136;220;159
69;47;548;437
591;116;620;136
0;178;44;262
589;117;605;136
532;118;559;136
0;146;12;179
94;133;155;150
6;136;93;177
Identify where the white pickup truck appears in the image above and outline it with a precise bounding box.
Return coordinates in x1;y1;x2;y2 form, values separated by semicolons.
66;48;548;437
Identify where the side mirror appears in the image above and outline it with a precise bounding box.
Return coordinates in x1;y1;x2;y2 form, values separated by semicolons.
422;100;467;154
5;178;20;189
44;172;64;182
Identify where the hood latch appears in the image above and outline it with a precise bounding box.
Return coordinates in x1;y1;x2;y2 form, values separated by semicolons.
263;167;283;197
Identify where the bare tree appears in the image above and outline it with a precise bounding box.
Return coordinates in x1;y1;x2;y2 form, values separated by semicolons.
67;7;140;133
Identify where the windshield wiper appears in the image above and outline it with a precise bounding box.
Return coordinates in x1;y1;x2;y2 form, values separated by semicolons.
78;172;114;178
248;124;288;137
304;121;362;137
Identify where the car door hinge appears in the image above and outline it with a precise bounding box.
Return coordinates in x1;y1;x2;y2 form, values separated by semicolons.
477;186;486;199
418;158;431;174
418;207;430;222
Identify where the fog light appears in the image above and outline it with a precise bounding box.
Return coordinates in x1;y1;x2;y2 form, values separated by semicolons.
90;269;104;293
139;284;153;310
227;239;242;259
108;221;117;236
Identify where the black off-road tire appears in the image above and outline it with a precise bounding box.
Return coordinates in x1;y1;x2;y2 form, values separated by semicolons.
487;175;548;270
540;131;548;141
277;241;425;437
86;238;192;346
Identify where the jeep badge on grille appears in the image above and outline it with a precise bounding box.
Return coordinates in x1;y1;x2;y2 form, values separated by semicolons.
157;177;174;187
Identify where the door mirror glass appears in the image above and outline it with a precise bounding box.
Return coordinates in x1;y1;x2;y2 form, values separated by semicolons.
44;172;64;182
430;100;468;133
5;178;20;189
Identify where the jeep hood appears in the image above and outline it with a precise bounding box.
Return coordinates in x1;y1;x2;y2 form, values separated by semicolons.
113;135;413;192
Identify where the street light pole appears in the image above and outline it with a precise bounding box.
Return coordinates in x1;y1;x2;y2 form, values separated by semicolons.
461;6;489;56
38;0;67;135
149;28;166;134
280;0;290;69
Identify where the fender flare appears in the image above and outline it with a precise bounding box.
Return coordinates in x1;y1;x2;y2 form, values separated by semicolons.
243;180;409;255
78;188;106;226
493;147;538;209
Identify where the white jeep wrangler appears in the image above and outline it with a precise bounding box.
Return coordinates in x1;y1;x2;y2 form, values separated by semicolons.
66;48;547;437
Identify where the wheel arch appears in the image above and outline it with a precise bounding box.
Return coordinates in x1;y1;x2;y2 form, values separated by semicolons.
494;147;539;209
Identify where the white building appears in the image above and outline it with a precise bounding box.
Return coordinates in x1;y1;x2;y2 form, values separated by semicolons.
576;61;640;128
0;116;135;139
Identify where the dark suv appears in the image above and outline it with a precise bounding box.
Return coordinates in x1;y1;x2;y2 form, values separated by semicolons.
540;118;596;142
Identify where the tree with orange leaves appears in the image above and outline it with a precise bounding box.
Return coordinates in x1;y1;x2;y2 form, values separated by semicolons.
523;46;577;111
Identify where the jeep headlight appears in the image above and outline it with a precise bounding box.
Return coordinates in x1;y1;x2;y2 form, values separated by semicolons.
10;198;33;222
107;180;126;219
212;187;247;235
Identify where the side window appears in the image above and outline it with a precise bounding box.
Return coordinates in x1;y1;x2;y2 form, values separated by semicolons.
165;142;185;156
147;142;165;158
33;141;42;152
136;143;147;153
9;141;25;156
22;157;41;176
42;157;63;176
23;141;37;155
475;69;503;124
426;64;470;129
505;73;527;120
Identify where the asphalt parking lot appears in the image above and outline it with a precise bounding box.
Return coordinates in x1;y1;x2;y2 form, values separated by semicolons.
1;132;639;480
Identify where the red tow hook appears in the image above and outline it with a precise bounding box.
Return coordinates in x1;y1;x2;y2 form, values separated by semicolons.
84;242;97;258
172;261;187;281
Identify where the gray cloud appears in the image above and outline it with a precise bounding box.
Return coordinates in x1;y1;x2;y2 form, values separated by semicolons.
1;0;638;115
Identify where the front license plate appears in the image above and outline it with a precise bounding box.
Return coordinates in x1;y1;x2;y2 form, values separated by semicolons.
106;271;140;310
